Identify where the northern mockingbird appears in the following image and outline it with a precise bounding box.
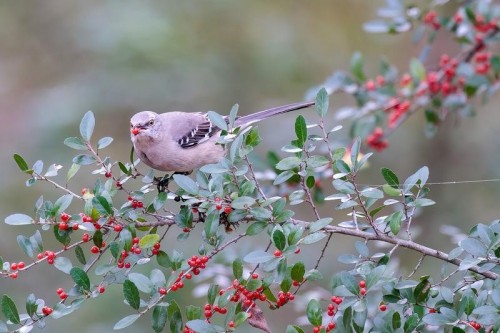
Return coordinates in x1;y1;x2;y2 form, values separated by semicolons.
130;101;315;173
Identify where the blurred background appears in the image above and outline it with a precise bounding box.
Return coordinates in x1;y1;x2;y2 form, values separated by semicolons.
1;1;499;332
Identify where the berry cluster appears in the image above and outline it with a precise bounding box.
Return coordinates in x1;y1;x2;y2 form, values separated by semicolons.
366;127;388;152
128;196;144;209
37;250;57;265
468;321;482;330
214;197;232;214
186;255;209;276
359;280;367;296
276;290;295;307
7;261;25;279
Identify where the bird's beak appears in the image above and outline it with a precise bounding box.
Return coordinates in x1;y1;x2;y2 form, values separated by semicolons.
131;127;141;136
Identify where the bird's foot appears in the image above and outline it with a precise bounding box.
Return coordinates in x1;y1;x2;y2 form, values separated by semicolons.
153;174;172;193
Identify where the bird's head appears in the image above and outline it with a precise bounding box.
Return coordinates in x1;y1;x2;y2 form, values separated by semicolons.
130;111;159;139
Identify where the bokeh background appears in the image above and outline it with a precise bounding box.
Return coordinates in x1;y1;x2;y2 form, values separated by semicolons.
1;1;499;332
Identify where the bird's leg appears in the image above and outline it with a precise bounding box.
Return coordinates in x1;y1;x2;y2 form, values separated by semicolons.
153;174;172;193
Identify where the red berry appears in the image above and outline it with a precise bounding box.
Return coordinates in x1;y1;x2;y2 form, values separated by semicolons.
183;227;191;233
137;201;143;208
105;171;112;178
10;263;17;271
185;273;192;280
59;292;68;300
72;223;79;230
215;203;222;210
134;247;141;255
9;272;18;279
98;286;105;294
360;287;366;295
204;310;212;318
274;250;282;257
42;306;53;316
113;224;123;232
251;273;259;279
91;246;100;254
224;206;232;214
294;247;301;254
152;248;159;255
292;280;300;287
365;79;376;91
429;308;437;313
379;304;387;311
82;233;90;242
153;243;161;249
228;321;235;328
58;222;68;231
47;258;54;265
116;181;122;187
132;237;140;244
37;253;44;260
124;262;131;269
359;280;366;288
56;288;64;295
17;262;25;269
81;188;88;195
327;322;336;331
61;213;70;222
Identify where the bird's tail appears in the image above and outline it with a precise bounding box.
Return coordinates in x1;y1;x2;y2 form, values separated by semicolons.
235;101;315;127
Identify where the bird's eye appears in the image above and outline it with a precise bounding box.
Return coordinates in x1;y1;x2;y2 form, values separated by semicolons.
149;120;154;126
130;123;133;128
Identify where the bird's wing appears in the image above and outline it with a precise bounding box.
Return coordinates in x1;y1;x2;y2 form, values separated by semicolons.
177;115;226;148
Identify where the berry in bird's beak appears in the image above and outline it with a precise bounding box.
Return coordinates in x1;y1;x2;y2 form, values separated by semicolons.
131;127;141;136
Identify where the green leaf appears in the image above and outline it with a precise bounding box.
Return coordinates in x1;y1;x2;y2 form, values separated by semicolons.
156;251;171;268
172;174;199;195
302;232;326;244
70;267;91;292
410;58;426;81
113;314;141;330
54;256;73;274
5;213;34;225
315;88;329;117
26;294;37;318
53;194;73;217
1;295;20;324
229;104;239;128
340;271;359;295
64;137;88;150
139;234;160;249
17;235;34;258
72;154;97;165
93;195;113;215
246;221;268;236
403;314;419;333
244;250;274;264
234;311;250;327
351;52;366;82
276;157;302;171
459;238;488;257
75;245;86;265
286;325;305;333
97;137;113;150
273;170;295;185
13;154;29;173
383;184;401;196
123;279;140;310
350;137;361;169
67;163;81;182
129;273;153;293
306;155;329;168
152;306;167;333
422;313;456;326
168;301;183;333
231;196;256;210
186;319;220;333
186;305;201;320
233;258;243;279
80;111;95;142
207;284;218;305
272;227;286;251
295;115;307;147
309;218;333;233
93;230;103;248
291;262;305;282
381;167;399;188
246;278;262;292
207;111;227;131
306;299;322;326
204;211;220;240
387;211;404;235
